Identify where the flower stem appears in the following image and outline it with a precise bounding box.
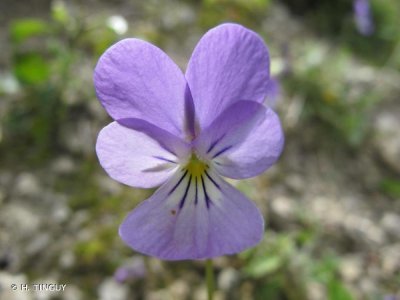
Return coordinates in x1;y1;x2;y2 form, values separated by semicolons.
206;259;214;300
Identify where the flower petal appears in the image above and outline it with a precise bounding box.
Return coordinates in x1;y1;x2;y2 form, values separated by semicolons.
96;121;190;188
117;118;190;159
94;38;190;139
119;169;264;260
185;23;270;130
194;101;284;179
354;0;374;36
265;77;281;109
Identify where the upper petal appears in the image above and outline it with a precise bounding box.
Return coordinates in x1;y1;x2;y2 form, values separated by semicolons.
96;121;190;188
119;169;264;260
94;38;189;139
185;23;270;130
194;101;284;179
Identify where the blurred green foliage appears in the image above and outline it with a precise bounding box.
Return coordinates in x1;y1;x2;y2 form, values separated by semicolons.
287;48;376;147
2;1;121;162
199;0;271;28
240;227;355;299
380;178;400;199
10;18;49;44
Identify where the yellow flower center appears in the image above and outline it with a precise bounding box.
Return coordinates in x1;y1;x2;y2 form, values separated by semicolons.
185;154;208;177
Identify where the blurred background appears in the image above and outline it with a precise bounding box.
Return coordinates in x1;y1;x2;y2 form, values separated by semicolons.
0;0;399;299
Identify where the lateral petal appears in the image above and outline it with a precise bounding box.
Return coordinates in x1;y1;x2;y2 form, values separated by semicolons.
96;121;189;188
194;101;284;179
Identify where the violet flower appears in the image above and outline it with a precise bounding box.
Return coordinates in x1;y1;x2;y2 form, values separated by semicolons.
265;77;281;109
94;24;284;260
354;0;374;36
114;257;146;283
384;296;398;300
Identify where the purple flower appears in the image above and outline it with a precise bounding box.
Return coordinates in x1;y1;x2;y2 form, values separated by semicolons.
114;257;146;283
384;296;398;300
94;24;284;260
354;0;374;36
264;77;281;109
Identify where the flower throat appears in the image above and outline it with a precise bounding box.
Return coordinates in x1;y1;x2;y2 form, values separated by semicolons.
185;154;208;177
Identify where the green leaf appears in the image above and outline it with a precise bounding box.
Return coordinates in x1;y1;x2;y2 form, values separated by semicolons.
13;53;50;85
255;280;282;299
245;255;283;277
312;255;339;283
245;235;295;278
327;280;354;300
51;0;69;24
10;19;49;43
380;178;400;198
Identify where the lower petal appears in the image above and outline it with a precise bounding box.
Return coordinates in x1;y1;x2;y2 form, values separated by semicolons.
119;169;264;260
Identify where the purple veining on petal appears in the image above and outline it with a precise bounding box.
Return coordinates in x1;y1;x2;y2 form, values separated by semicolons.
204;170;220;189
194;177;198;205
354;0;374;36
153;156;177;164
207;134;226;154
118;118;190;158
194;101;262;160
195;101;284;179
142;163;175;173
179;175;192;209
168;169;188;195
200;175;211;209
212;145;233;159
96;122;178;189
119;170;264;260
212;103;284;179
